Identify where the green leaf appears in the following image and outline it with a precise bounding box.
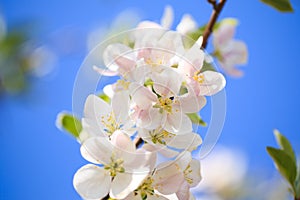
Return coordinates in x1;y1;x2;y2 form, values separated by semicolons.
267;146;297;189
260;0;293;12
274;129;296;162
200;61;217;73
57;113;82;138
98;93;111;104
187;113;207;127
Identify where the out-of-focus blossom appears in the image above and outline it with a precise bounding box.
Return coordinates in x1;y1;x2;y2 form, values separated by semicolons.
0;14;56;94
213;18;248;77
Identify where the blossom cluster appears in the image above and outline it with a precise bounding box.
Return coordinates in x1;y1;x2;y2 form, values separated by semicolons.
71;18;226;199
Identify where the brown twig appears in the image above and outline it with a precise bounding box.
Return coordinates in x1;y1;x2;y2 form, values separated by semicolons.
201;0;227;49
134;136;143;148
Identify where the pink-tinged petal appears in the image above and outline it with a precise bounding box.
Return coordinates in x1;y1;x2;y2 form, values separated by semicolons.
84;94;111;122
197;71;226;96
129;83;157;109
176;151;192;170
186;159;202;187
153;161;185;195
222;40;248;65
103;43;136;77
225;67;244;77
164;112;192;134
132;107;162;130
73;164;111;200
143;143;178;158
111;130;135;153
176;14;197;35
93;66;119;76
112;90;130;124
178;39;205;75
124;146;157;172
128;65;151;84
166;132;202;151
177;94;207;113
160;5;174;29
115;56;136;77
153;68;183;97
110;173;148;199
176;181;190;200
213;18;238;47
157;31;185;55
80;137;113;165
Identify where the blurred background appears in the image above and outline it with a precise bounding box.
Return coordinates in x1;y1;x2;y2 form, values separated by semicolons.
0;0;299;199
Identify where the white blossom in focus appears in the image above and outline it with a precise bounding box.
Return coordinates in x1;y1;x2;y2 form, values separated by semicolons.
74;131;156;199
82;93;135;139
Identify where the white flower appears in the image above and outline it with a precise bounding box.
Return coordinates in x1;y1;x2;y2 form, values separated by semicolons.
126;151;201;200
176;14;198;35
94;31;185;84
74;131;156;199
213;18;248;77
82;92;134;139
139;127;202;158
129;68;206;134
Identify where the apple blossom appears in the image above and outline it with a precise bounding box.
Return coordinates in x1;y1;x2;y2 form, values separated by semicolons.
74;131;156;199
82;92;134;139
129;68;206;134
139;127;202;157
213;18;248;77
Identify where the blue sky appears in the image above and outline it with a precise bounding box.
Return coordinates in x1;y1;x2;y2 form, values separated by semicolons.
0;0;300;199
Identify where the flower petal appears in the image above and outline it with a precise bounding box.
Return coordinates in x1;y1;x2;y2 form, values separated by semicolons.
213;18;238;47
197;71;226;96
110;172;148;199
176;14;197;35
152;68;183;97
73;164;111;200
111;130;135;153
153;161;185;195
160;5;174;29
177;94;207;113
164;112;192;134
112;90;130;124
80;137;113;164
93;66;119;76
129;83;157;109
176;151;192;170
186;159;202;187
84;94;111;122
103;43;136;75
166;132;202;151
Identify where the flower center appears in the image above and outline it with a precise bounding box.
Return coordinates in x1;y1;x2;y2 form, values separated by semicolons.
193;71;205;84
145;56;164;67
183;164;193;184
116;79;130;90
157;97;173;113
150;129;175;145
101;112;120;136
104;155;125;177
134;176;155;200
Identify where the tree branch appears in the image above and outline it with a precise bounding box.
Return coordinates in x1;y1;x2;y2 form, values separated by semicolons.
134;136;143;148
201;0;227;49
